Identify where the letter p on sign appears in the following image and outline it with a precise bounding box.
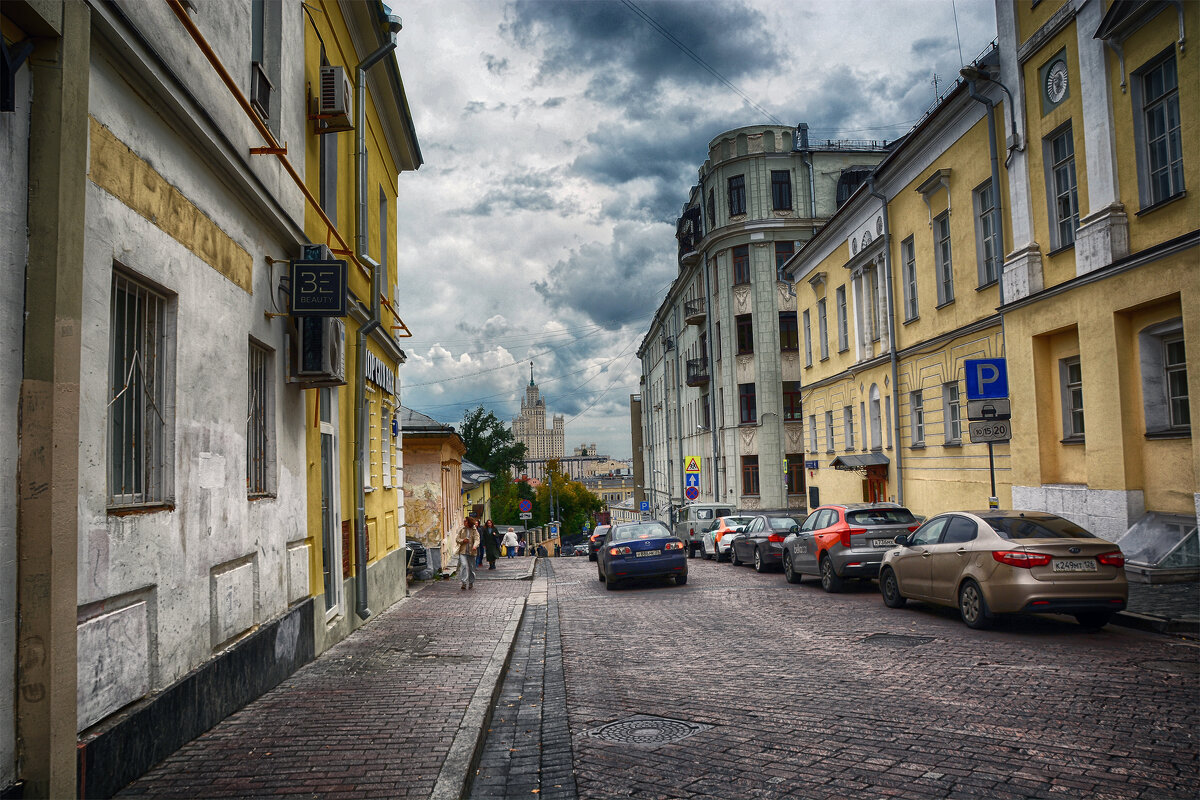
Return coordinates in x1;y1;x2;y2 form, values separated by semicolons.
964;358;1009;400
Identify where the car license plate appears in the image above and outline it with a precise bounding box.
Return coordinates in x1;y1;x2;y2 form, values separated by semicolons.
1053;559;1097;573
870;538;894;548
636;550;661;558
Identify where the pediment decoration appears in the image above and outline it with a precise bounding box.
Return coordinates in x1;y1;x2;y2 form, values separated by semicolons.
777;282;796;309
740;496;761;511
786;424;805;450
740;427;756;452
733;285;752;313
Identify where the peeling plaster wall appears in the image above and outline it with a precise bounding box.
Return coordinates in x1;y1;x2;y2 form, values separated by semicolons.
76;37;306;731
0;55;31;791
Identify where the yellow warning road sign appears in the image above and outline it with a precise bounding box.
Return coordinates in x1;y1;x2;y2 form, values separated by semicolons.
684;456;702;473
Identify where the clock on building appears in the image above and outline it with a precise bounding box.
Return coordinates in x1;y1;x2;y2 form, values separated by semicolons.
1044;59;1068;105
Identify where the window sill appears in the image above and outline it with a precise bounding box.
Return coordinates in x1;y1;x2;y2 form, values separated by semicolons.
838;345;850;354
819;356;829;363
935;298;955;310
737;351;754;357
1136;190;1186;218
248;492;277;502
943;440;963;448
1060;436;1085;445
975;279;998;292
733;281;751;288
740;421;757;427
1145;428;1191;440
903;315;920;326
1047;241;1075;258
108;502;176;516
781;347;799;353
910;444;925;450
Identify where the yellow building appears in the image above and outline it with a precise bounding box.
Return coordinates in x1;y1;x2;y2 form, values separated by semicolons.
401;407;466;572
462;459;495;522
785;45;1013;517
301;0;421;649
995;0;1198;548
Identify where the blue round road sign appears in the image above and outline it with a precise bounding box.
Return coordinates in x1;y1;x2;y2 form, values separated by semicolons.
684;486;699;501
518;499;532;513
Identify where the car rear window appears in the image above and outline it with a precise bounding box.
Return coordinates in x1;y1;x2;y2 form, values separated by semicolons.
768;517;802;530
846;508;917;525
986;515;1097;540
695;509;713;520
612;523;671;542
724;517;752;527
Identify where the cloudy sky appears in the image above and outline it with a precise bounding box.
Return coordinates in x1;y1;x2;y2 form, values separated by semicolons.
392;0;998;459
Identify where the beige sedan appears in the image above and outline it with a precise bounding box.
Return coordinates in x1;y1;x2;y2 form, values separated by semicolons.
879;510;1128;630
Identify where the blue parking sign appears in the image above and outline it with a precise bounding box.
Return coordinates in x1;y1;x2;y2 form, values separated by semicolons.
964;358;1009;400
640;501;649;512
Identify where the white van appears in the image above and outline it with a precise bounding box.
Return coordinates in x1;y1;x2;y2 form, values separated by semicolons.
674;503;736;558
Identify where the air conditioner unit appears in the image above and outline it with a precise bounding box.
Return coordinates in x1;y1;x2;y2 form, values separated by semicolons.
295;316;346;387
317;65;354;133
250;61;273;120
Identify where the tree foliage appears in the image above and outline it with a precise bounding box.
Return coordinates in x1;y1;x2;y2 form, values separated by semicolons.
459;406;526;476
534;460;603;541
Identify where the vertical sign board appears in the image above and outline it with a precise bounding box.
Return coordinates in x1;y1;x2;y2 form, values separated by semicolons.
290;259;348;316
683;456;701;502
964;358;1009;400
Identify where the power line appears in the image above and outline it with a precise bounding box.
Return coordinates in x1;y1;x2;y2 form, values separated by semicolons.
619;0;784;126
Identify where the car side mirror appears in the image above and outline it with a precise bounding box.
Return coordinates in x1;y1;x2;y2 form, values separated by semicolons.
893;534;910;546
790;525;800;534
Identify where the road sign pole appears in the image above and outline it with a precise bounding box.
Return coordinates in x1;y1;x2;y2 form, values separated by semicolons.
988;441;998;510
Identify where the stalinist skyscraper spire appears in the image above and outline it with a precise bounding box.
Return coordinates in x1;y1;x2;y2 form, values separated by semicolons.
512;364;564;462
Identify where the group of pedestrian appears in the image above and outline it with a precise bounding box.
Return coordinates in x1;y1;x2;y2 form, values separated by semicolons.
458;517;537;589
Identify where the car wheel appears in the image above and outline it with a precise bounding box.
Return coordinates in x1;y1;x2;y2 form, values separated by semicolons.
958;579;994;629
880;568;906;608
754;548;765;573
588;553;596;562
598;567;605;582
605;575;619;591
819;555;843;593
675;572;688;586
783;553;801;584
1074;611;1112;630
730;546;741;566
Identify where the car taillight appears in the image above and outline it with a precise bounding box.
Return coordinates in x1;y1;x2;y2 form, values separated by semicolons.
609;546;632;556
907;525;920;533
664;541;685;550
992;550;1052;568
840;527;866;547
1096;551;1125;567
767;533;785;543
689;528;695;536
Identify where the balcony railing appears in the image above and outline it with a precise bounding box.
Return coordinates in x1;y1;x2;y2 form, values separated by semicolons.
676;206;703;266
686;358;710;386
684;298;706;326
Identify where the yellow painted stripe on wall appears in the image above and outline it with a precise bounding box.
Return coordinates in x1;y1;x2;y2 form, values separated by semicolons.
88;116;252;293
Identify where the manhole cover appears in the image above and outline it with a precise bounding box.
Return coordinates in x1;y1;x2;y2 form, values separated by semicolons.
1142;660;1200;675
586;715;712;745
862;633;935;647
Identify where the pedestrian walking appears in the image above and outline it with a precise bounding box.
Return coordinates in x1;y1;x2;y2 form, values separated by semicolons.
455;517;479;590
480;519;500;570
501;527;519;558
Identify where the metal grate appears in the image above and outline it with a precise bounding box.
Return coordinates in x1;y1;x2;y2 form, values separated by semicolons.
586;715;712;746
861;633;935;647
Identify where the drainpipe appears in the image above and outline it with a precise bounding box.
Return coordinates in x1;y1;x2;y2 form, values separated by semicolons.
672;313;684;527
797;123;817;221
866;175;903;506
351;17;401;621
701;238;720;503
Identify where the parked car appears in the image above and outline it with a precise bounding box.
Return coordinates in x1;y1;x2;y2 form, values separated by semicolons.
674;503;736;558
587;525;612;561
405;539;428;574
701;516;753;561
879;510;1128;630
783;503;921;592
597;520;688;590
729;514;803;572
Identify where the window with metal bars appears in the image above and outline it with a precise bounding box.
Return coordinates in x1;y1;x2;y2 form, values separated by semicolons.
247;340;274;497
108;271;171;508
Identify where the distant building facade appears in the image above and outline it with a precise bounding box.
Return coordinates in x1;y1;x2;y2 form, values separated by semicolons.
511;372;564;461
638;124;888;522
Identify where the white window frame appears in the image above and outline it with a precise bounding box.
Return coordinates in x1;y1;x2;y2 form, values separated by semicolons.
817;298;829;360
1045;124;1079;249
943;382;962;444
803;310;812;367
1139;318;1190;434
824;410;834;453
1060;356;1085;441
910;391;925;446
973;180;999;286
836;285;848;352
809;414;818;454
108;269;175;508
901;236;918;321
1133;49;1185;208
934;212;954;306
843;406;854;451
247;339;276;497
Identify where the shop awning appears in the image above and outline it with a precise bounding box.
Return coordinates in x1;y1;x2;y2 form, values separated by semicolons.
830;453;890;471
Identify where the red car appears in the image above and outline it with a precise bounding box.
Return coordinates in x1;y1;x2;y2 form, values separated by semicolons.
587;525;611;561
781;503;921;591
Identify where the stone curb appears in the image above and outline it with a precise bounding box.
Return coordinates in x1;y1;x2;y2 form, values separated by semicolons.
430;594;529;800
1112;610;1200;639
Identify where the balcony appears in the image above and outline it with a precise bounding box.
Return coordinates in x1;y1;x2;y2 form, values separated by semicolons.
684;298;706;326
676;206;703;267
685;357;710;386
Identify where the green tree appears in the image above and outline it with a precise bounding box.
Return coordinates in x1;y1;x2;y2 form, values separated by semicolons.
535;460;602;543
459;406;526;475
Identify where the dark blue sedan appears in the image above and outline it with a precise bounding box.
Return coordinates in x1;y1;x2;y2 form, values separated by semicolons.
597;521;688;590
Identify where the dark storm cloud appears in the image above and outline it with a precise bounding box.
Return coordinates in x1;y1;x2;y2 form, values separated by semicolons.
455;167;567;217
484;53;509;74
504;0;783;100
533;223;674;329
911;36;949;59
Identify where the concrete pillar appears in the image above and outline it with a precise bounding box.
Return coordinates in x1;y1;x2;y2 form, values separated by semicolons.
17;2;90;796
